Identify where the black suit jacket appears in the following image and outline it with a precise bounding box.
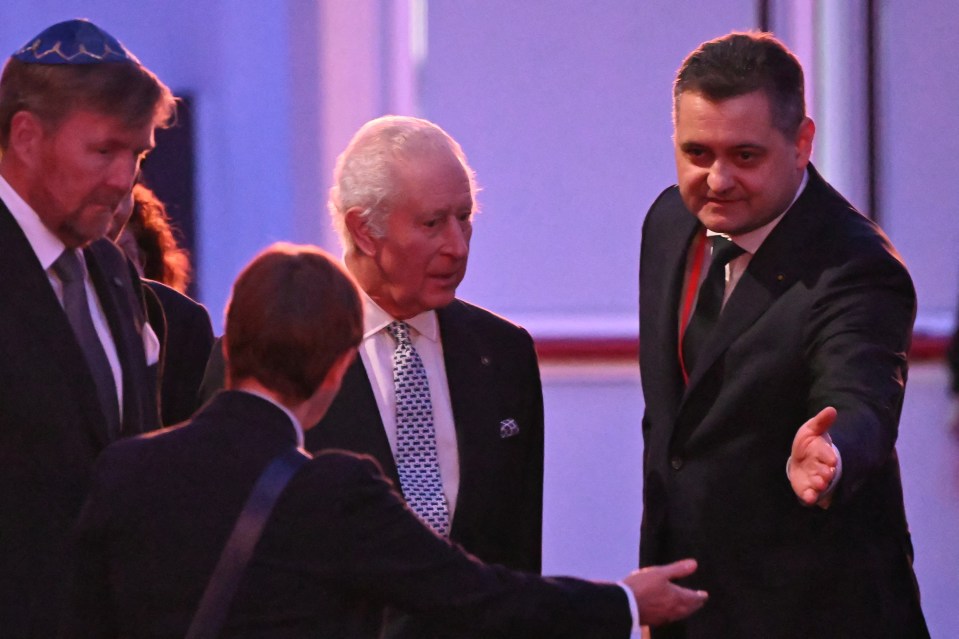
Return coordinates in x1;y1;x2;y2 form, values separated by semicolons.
201;299;545;573
142;279;215;425
66;391;628;638
637;166;928;638
308;299;545;572
0;201;160;637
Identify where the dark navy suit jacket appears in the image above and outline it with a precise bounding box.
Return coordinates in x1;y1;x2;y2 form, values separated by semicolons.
0;201;159;637
66;391;628;638
308;299;545;639
307;299;545;572
142;279;214;426
638;166;928;638
202;299;545;576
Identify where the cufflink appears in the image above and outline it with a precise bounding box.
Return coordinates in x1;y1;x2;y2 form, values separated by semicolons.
499;418;520;439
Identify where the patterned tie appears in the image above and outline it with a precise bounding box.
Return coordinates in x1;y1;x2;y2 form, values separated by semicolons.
387;320;450;536
682;236;745;375
52;249;121;440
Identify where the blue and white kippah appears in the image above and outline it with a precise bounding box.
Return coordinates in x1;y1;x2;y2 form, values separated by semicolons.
12;18;137;65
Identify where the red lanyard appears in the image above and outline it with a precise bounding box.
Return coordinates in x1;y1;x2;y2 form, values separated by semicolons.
678;230;708;384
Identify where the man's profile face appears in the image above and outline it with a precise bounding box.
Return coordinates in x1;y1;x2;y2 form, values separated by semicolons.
364;148;473;320
673;89;812;235
29;109;155;248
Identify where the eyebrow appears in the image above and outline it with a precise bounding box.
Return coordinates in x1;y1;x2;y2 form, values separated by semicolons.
678;141;766;152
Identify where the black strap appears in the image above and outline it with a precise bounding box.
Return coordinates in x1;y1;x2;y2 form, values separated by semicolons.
186;446;310;639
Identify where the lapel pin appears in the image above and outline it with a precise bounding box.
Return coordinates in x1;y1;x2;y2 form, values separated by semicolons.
480;356;491;366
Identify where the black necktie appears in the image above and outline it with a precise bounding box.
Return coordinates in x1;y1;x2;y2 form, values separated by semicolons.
682;236;745;375
52;250;121;440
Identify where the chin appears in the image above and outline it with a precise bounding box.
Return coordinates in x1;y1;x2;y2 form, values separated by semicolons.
695;206;746;234
695;212;730;234
426;290;457;311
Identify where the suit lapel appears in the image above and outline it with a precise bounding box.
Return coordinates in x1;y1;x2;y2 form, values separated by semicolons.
680;168;830;406
436;302;497;531
310;356;400;483
641;197;700;426
681;263;784;396
85;239;156;436
0;203;113;448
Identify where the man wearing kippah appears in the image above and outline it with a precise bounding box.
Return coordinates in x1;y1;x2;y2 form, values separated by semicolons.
0;19;175;635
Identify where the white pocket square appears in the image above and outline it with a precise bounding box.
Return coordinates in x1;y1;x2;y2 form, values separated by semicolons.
499;418;520;439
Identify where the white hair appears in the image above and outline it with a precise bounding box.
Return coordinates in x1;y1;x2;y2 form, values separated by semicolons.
328;115;478;250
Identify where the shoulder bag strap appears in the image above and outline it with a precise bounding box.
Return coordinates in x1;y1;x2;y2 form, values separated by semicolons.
186;446;310;638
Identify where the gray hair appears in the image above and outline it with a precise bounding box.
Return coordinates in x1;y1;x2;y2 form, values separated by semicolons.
328;115;478;250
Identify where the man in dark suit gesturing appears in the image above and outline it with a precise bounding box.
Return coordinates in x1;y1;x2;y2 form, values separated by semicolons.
638;32;929;638
0;19;174;635
68;242;707;637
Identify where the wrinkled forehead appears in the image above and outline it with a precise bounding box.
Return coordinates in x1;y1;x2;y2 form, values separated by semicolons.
392;147;474;205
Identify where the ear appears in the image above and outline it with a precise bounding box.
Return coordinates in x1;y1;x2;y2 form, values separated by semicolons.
7;111;46;168
795;117;815;168
344;207;379;257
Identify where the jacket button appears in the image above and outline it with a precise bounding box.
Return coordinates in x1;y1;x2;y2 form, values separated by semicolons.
670;456;684;470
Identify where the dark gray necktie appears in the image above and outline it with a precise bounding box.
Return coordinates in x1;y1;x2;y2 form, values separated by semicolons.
387;320;450;536
682;236;745;375
52;250;120;440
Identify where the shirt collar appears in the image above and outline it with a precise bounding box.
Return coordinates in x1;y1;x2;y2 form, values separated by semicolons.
707;168;809;254
236;388;305;448
360;289;440;342
0;174;68;270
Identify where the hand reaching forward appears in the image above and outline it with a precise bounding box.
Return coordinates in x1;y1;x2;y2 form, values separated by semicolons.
787;406;839;506
623;559;707;627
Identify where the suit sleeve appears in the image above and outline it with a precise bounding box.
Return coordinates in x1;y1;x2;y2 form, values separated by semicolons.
518;328;545;573
803;241;916;505
273;454;631;639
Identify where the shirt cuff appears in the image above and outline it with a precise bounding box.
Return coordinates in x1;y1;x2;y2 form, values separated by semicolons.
616;581;643;637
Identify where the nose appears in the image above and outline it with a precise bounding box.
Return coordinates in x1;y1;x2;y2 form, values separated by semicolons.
443;219;470;259
706;160;734;195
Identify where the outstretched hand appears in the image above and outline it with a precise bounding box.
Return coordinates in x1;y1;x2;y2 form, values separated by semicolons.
623;559;707;627
787;406;838;505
